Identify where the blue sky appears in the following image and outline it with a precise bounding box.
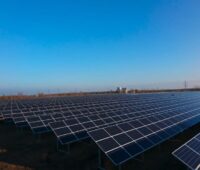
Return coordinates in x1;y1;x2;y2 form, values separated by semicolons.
0;0;200;94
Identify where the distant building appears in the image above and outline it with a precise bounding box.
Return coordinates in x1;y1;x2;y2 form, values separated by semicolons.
122;88;128;94
116;87;122;93
116;87;128;94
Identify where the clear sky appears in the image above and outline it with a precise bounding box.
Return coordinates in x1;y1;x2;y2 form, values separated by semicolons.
0;0;200;95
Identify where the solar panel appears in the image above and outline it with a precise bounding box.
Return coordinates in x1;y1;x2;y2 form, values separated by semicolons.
1;110;13;121
26;116;50;134
11;94;152;126
49;96;200;144
50;104;166;143
173;133;200;170
0;93;191;122
27;94;179;134
88;103;200;165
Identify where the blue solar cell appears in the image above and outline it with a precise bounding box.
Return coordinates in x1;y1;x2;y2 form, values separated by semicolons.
118;123;133;131
113;133;132;145
93;120;105;126
124;142;143;156
105;126;122;136
76;131;89;139
126;130;143;140
69;124;84;132
50;121;65;129
88;115;99;120
97;137;119;152
164;127;177;136
138;127;152;136
104;118;113;123
82;122;95;129
136;138;154;150
89;129;110;141
156;130;170;140
59;134;77;144
129;120;143;128
156;122;167;129
196;134;200;141
107;148;130;165
64;119;79;126
54;127;71;136
77;116;90;123
147;124;160;132
139;118;151;125
187;139;200;154
148;133;163;144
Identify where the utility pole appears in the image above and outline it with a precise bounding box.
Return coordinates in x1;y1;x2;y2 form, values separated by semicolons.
184;81;188;89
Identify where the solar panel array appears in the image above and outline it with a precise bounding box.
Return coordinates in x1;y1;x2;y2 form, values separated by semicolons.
50;97;199;145
2;93;183;134
0;92;200;167
173;133;200;170
13;95;170;133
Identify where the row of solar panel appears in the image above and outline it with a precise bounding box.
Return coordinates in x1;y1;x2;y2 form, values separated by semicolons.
0;94;148;111
1;95;166;120
2;93;182;116
4;93;184;130
14;94;199;136
49;98;200;145
1;93;199;138
11;95;172;124
22;96;182;133
2;92;198;115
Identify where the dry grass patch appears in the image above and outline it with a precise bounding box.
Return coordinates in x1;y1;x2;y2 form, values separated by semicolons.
0;162;32;170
